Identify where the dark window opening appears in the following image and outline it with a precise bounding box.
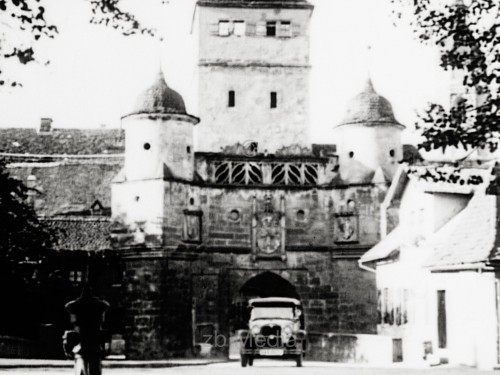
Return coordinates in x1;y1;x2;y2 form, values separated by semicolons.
187;146;191;154
228;90;235;107
144;143;151;150
348;151;354;158
296;210;305;221
189;197;195;205
389;149;395;158
266;21;276;36
270;92;277;108
229;209;240;222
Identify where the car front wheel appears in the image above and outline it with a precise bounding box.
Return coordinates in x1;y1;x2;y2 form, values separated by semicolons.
241;354;248;367
296;353;303;367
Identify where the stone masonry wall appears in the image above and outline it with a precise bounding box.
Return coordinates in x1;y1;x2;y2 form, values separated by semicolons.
123;250;377;359
162;180;384;250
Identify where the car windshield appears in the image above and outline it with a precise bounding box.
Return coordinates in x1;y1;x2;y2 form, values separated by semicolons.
250;307;295;321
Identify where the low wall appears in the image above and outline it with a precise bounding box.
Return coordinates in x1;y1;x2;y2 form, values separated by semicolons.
0;336;40;358
307;332;392;364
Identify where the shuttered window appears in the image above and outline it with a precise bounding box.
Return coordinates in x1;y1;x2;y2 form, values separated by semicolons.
234;20;245;36
278;21;292;37
218;20;230;36
256;22;266;36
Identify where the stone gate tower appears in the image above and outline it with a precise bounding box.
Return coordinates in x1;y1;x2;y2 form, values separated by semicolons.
196;0;314;153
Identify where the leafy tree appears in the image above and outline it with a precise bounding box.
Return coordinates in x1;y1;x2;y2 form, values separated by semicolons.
0;158;55;270
0;159;57;338
0;0;166;86
393;0;500;152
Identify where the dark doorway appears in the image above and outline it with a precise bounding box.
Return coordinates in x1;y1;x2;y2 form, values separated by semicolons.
392;339;403;362
231;272;302;332
240;272;300;299
437;290;447;349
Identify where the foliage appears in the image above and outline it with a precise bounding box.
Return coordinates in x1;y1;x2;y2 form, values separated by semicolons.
0;0;166;86
0;158;55;267
393;0;500;152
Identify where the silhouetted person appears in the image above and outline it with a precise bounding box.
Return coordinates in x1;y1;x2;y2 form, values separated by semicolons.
63;284;109;375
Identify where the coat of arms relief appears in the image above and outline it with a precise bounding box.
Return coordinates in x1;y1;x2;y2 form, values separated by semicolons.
252;195;286;261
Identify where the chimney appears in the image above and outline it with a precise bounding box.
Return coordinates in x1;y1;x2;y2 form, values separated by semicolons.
39;118;53;133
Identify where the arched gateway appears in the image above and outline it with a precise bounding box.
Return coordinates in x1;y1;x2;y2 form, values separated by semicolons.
228;272;304;358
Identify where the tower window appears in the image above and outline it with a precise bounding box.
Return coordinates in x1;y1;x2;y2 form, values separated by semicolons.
266;21;276;37
389;149;395;158
270;92;278;108
349;151;354;158
228;90;235;107
144;143;151;150
218;20;230;36
279;21;292;37
187;146;191;154
234;20;246;36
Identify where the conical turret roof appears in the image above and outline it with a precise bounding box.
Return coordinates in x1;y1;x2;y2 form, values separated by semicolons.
338;78;404;128
127;71;187;117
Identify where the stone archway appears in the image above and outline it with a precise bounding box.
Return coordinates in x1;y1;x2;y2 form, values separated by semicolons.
228;272;303;358
239;271;300;300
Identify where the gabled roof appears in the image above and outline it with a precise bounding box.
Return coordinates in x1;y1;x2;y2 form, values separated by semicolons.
360;163;497;269
423;192;497;269
44;217;111;251
197;0;313;9
359;226;403;265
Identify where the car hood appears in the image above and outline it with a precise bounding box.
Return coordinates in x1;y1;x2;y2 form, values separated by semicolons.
250;319;295;328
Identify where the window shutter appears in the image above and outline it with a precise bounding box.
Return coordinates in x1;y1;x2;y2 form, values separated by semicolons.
292;23;301;37
209;22;219;35
256;21;266;37
246;22;256;36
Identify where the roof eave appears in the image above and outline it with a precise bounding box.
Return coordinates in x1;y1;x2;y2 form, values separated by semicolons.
121;112;200;125
196;0;314;9
335;121;406;130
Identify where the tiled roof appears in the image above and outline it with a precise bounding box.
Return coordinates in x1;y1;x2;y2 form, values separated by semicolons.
407;164;492;195
126;71;188;118
8;160;123;217
44;217;111;251
359;226;403;264
423;192;497;268
0;128;124;156
338;79;404;128
197;0;313;9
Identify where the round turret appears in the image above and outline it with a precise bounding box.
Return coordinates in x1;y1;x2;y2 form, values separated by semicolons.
122;71;199;182
333;78;404;184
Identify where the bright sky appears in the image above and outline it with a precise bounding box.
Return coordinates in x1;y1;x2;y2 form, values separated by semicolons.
0;0;452;144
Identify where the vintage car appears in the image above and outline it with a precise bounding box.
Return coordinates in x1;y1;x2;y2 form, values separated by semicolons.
238;297;306;367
